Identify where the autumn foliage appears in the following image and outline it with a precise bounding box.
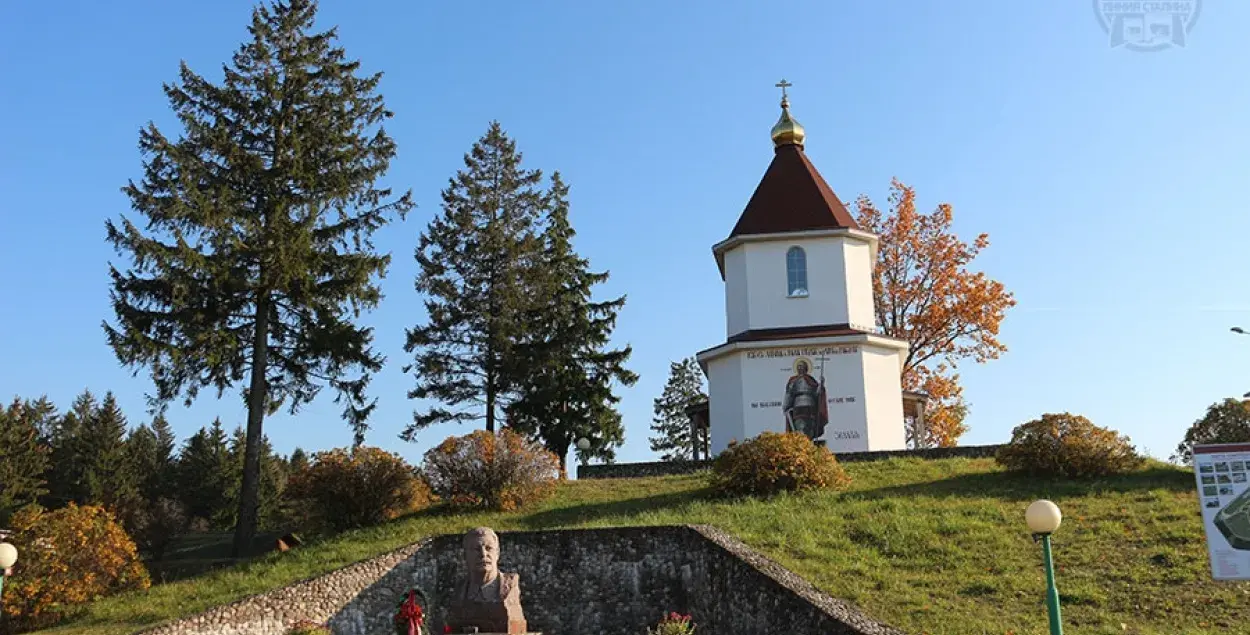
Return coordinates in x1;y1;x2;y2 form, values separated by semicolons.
284;446;432;532
1;503;149;632
421;429;560;511
997;413;1143;478
855;179;1015;447
711;432;850;497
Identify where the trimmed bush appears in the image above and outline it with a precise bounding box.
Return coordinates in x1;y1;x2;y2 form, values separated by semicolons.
285;446;432;532
997;413;1143;478
710;431;850;497
422;429;560;511
1;503;150;632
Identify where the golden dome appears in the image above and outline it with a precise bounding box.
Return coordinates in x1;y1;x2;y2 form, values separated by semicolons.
770;93;806;148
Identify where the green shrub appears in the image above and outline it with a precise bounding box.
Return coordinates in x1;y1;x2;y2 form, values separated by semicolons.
421;429;560;511
997;413;1143;478
284;446;432;532
710;431;850;497
1173;398;1250;464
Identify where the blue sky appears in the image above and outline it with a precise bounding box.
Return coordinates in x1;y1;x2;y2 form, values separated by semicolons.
2;1;1247;466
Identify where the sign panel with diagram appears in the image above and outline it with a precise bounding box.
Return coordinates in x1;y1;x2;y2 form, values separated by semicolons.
1194;443;1250;580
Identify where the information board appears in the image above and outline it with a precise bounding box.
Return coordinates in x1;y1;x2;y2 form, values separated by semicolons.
1193;443;1250;580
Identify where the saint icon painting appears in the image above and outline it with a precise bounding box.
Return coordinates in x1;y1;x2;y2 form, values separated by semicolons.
783;357;828;441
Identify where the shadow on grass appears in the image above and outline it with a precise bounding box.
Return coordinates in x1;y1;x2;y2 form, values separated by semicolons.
516;487;711;530
845;465;1193;502
146;530;285;583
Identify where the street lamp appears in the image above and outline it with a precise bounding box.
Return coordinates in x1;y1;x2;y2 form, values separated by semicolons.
0;542;17;605
576;437;591;451
1026;500;1064;635
1232;327;1246;335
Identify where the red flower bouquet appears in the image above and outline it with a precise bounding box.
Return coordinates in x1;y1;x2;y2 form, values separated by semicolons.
393;588;427;635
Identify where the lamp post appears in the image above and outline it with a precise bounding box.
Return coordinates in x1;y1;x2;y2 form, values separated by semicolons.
576;437;591;467
0;542;17;606
1233;327;1247;335
1026;500;1064;635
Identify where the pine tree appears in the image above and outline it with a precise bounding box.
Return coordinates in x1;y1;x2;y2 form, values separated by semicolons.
176;420;235;528
404;122;545;438
80;392;143;518
506;173;636;471
648;358;707;461
103;0;411;556
0;397;52;524
45;389;96;507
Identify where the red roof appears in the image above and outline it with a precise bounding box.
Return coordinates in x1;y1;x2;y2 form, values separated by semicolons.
728;143;859;238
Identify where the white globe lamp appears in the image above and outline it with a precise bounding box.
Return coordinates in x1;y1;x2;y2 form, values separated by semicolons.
0;541;16;604
0;543;15;570
576;437;591;451
1026;499;1063;535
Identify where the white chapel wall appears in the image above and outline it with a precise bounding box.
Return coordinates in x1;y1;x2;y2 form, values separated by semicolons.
723;247;750;337
706;354;745;454
841;239;875;330
861;345;907;450
723;235;876;337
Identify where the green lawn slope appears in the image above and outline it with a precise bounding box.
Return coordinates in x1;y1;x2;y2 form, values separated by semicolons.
38;457;1243;635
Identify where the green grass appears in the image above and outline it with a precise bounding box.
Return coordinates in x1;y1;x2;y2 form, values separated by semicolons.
38;458;1245;635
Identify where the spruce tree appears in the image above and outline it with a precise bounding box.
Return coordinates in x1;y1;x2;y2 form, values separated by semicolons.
127;414;177;501
404;122;545;438
45;389;96;507
0;398;52;524
648;358;707;461
226;426;285;531
104;0;412;556
506;173;636;471
81;392;143;518
289;447;310;473
176;420;235;528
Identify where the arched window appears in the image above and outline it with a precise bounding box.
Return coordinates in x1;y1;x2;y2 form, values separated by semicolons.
786;246;808;297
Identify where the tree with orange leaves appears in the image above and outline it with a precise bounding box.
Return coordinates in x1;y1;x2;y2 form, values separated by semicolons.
855;179;1015;448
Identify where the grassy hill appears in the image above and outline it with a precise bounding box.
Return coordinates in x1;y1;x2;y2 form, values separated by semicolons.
38;457;1242;635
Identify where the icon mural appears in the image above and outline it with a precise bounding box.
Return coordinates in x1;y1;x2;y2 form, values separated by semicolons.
783;356;828;441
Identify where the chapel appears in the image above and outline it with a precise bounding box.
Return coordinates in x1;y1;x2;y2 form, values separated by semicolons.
694;82;925;456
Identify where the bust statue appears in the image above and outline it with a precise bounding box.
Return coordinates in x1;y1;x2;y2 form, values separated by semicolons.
445;527;528;634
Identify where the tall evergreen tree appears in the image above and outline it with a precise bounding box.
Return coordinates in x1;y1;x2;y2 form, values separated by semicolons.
288;447;310;473
404;122;545;438
176;419;235;528
45;389;96;507
80;392;143;517
648;358;707;461
127;414;178;502
226;425;286;531
506;173;636;471
103;0;412;555
0;398;52;524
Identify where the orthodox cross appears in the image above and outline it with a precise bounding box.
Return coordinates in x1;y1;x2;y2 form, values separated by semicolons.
775;78;792;100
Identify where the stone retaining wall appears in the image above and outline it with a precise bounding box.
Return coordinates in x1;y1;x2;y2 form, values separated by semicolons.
576;443;1005;479
138;525;904;635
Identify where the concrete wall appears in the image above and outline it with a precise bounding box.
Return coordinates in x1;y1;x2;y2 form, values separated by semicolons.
577;444;1007;479
136;526;903;635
